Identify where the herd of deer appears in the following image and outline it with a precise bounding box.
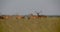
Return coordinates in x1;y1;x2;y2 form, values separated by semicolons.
0;11;47;19
0;15;47;19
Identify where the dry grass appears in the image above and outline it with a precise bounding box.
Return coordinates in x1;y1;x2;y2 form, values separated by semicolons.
0;17;60;32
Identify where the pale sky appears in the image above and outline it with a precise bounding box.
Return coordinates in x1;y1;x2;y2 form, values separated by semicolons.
0;0;60;15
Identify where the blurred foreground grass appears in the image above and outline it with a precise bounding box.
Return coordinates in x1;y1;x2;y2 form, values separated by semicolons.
0;17;60;32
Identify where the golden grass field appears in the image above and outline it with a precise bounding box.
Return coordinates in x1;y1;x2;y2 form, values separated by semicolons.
0;17;60;32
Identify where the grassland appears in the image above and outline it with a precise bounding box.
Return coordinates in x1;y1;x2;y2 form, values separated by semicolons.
0;17;60;32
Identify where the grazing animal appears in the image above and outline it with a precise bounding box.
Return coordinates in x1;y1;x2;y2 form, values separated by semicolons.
30;15;39;19
16;16;24;19
29;15;47;19
3;16;12;19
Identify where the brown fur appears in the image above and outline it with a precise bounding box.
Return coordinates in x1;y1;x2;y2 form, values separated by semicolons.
29;15;47;19
3;16;12;19
16;16;24;19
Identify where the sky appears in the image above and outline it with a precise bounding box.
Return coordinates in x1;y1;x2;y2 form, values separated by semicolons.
0;0;60;15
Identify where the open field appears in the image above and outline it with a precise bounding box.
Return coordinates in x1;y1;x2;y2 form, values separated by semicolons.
0;17;60;32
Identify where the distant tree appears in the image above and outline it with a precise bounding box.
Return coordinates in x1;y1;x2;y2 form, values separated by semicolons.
35;10;42;16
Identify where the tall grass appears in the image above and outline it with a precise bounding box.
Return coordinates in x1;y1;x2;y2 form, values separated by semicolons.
0;17;60;32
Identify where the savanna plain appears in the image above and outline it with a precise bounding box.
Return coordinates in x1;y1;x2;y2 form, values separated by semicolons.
0;17;60;32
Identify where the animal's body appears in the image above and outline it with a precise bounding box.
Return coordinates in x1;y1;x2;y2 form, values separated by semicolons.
16;16;24;19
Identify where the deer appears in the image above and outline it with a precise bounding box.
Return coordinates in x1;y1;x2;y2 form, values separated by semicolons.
16;15;24;19
34;10;47;18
